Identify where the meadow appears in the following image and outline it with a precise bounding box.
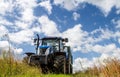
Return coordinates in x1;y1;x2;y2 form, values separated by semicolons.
0;51;72;77
0;51;120;77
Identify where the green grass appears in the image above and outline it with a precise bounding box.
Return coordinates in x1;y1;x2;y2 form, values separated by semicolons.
11;74;71;77
0;52;97;77
3;51;120;77
0;52;72;77
73;73;98;77
42;74;71;77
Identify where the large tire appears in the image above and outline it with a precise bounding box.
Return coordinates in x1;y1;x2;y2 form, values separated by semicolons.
70;64;73;74
66;60;69;74
66;60;73;74
40;65;49;74
53;55;66;74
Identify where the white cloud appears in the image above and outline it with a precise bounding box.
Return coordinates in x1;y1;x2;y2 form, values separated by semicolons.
116;10;120;14
73;57;95;73
62;24;88;51
0;41;10;55
0;0;14;15
118;39;120;44
39;0;52;14
94;28;114;42
9;29;34;44
54;0;78;11
92;44;118;53
0;42;23;57
61;24;117;53
0;0;38;55
14;0;37;25
73;52;120;73
0;25;8;37
20;8;35;23
79;27;120;53
73;12;80;21
65;27;119;55
87;0;115;16
31;26;41;33
0;41;9;48
38;15;60;36
54;0;120;16
72;25;120;73
8;25;41;45
73;58;86;73
15;21;29;29
0;0;37;18
14;48;23;54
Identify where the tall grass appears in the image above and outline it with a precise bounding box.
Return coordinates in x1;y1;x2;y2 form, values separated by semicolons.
74;58;120;77
2;50;120;77
0;51;71;77
100;58;120;77
0;51;41;77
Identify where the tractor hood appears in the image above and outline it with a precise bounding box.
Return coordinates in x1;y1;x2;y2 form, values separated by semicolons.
39;45;50;49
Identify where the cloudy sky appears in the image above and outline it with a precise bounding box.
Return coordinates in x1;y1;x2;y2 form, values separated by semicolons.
0;0;120;73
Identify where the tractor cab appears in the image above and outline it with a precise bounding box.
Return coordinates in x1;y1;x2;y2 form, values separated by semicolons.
36;37;68;56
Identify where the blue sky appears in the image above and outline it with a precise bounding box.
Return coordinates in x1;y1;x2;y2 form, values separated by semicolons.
0;0;120;73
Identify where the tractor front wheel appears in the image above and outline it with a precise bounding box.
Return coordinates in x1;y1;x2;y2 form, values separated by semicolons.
53;55;66;74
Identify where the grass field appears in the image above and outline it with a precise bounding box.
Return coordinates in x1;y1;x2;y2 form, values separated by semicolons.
0;52;72;77
0;52;120;77
11;74;71;77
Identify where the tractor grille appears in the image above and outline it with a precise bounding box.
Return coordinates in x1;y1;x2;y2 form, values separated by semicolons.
39;56;46;61
30;55;47;64
39;55;47;64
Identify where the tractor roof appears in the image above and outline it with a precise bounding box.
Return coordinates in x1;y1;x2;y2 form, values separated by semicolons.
41;37;63;40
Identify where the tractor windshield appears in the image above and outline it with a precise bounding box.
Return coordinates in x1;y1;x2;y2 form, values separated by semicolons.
40;39;59;53
42;39;59;47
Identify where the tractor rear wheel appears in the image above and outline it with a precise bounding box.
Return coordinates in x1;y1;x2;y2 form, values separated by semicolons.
66;60;73;74
53;55;66;74
70;64;73;74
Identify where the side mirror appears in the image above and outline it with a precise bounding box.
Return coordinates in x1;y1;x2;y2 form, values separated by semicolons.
64;38;68;42
34;38;37;43
33;38;37;45
62;38;68;42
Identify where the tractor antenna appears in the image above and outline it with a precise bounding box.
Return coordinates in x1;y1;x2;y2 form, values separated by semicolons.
36;34;40;54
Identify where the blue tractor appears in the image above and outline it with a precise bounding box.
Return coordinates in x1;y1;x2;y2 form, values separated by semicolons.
24;34;73;74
